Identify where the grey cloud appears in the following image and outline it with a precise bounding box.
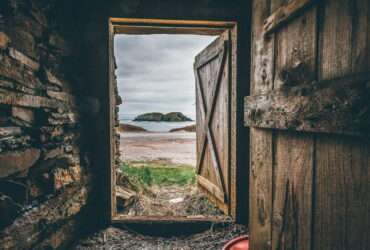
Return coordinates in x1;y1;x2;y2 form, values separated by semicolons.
114;34;216;119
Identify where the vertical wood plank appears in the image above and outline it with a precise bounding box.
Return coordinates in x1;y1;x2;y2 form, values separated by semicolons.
271;2;317;249
272;132;314;250
249;0;275;249
250;128;273;250
315;0;370;249
229;25;239;220
108;20;116;220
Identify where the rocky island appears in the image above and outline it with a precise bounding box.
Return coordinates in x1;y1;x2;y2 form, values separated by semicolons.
134;112;192;122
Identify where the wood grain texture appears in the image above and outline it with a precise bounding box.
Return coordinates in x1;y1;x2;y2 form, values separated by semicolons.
271;2;317;249
250;128;273;250
198;175;225;202
194;30;231;214
108;21;116;220
245;72;370;136
112;19;236;36
314;0;370;249
249;0;276;249
272;132;313;250
263;0;316;36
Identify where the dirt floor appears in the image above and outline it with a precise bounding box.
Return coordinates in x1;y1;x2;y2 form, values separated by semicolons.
119;182;224;217
120;132;196;166
73;223;247;250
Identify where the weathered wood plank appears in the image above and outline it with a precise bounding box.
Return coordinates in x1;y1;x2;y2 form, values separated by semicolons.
271;3;317;249
263;0;316;36
245;72;370;136
249;0;276;248
194;30;231;214
272;132;314;250
314;1;370;249
197;175;225;203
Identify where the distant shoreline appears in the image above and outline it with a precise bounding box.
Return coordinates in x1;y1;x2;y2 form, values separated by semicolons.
119;123;195;133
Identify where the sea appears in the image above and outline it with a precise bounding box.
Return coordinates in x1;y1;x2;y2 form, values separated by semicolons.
119;114;196;133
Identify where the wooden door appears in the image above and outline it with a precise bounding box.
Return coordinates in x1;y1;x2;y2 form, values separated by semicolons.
247;0;370;249
194;31;231;215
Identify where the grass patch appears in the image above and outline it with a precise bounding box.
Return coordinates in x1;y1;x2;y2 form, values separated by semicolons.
121;161;196;187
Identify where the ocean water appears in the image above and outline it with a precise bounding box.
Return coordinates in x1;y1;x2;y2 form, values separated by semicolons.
119;114;195;132
123;120;195;132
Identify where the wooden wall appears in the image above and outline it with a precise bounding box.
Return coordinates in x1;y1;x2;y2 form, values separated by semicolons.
249;0;370;249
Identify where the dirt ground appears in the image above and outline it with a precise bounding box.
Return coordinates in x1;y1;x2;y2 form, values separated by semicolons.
117;131;223;217
120;132;196;166
120;183;224;217
73;223;247;250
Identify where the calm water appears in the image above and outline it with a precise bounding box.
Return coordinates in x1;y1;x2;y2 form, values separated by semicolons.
119;114;195;132
124;120;195;132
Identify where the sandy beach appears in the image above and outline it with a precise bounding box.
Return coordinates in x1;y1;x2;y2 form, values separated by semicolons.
119;132;196;166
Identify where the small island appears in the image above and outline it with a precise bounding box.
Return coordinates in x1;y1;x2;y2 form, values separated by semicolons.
133;112;192;122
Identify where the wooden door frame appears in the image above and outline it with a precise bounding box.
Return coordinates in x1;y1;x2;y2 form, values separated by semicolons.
107;18;240;223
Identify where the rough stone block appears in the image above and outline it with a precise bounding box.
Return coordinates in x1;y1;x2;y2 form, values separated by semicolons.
0;55;43;90
0;127;21;138
11;107;34;124
43;146;64;160
46;90;77;107
0;148;41;177
0;32;10;49
0;185;89;249
45;70;63;88
9;47;40;71
0;89;60;109
53;165;82;190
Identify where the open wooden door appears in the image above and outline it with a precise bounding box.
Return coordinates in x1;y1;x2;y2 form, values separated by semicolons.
194;31;232;215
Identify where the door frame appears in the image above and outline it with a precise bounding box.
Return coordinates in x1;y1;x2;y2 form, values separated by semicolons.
107;18;240;223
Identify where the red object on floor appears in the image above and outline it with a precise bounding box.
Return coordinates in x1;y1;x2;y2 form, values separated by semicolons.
223;235;249;250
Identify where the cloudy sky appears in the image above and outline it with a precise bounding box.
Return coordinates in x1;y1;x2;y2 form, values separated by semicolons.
114;34;216;120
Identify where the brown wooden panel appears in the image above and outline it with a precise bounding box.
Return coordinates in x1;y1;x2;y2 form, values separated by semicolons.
314;0;370;249
194;31;231;214
245;72;370;136
271;3;317;249
272;132;314;250
264;0;316;36
249;0;276;248
250;128;273;250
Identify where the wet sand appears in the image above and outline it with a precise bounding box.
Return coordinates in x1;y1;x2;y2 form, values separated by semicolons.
119;132;196;166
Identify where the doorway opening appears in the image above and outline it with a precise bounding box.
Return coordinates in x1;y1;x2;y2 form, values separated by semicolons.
115;34;225;218
108;18;238;223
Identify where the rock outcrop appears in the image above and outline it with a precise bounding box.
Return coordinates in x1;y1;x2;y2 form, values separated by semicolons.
134;112;192;122
118;123;147;133
169;124;196;132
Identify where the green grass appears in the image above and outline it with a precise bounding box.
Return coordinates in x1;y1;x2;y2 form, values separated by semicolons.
121;161;196;187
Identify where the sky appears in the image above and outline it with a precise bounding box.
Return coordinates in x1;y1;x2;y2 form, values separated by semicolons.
114;34;217;121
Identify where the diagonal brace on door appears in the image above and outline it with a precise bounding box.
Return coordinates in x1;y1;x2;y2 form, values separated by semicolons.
195;41;229;201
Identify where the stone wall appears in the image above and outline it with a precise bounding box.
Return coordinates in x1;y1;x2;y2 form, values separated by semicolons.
0;1;91;249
